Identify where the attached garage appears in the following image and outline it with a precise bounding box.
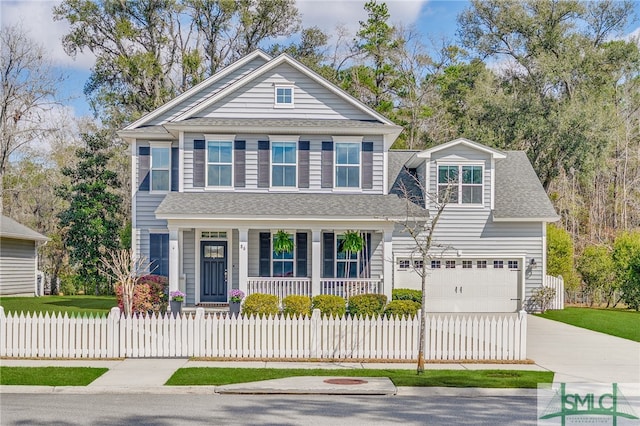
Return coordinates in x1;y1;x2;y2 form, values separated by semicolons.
394;257;524;313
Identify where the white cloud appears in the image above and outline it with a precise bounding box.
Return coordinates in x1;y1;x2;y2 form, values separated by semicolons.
1;0;95;70
296;0;428;38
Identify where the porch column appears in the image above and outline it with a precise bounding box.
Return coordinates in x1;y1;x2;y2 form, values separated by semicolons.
382;228;393;301
238;228;248;297
168;227;180;305
311;229;321;297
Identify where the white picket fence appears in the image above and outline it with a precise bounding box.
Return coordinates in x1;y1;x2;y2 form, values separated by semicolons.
0;306;527;361
544;275;565;310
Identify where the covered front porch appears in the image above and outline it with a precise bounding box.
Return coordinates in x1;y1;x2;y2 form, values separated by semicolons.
165;225;394;306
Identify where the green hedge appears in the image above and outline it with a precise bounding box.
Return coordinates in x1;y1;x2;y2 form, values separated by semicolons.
392;289;422;304
241;293;279;317
311;295;346;318
282;295;312;317
384;300;421;319
348;294;388;318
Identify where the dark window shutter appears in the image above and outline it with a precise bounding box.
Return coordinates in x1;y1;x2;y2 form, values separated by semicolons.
322;232;335;278
234;140;246;188
258;140;270;188
362;142;373;190
298;141;309;188
138;146;150;191
171;147;179;191
296;232;308;277
150;234;169;277
193;139;205;188
321;141;333;188
259;232;271;277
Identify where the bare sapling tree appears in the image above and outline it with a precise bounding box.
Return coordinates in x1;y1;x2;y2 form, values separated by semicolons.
0;25;64;213
99;248;151;316
392;169;453;374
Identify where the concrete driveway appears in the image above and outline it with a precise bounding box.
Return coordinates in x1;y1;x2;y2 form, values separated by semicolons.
527;314;640;384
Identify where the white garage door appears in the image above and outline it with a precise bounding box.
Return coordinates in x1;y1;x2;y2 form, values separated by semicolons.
395;258;520;313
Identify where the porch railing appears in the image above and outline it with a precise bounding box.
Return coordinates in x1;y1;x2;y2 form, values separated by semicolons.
247;278;311;300
321;278;382;300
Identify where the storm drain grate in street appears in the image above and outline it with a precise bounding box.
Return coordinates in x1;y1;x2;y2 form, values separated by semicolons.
323;378;368;385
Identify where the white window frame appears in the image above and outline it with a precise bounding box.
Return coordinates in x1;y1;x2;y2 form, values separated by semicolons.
437;163;484;205
334;141;361;189
508;260;519;270
430;260;441;269
271;231;296;277
398;259;411;270
205;137;234;188
149;142;171;193
274;83;294;108
271;141;297;188
445;260;456;269
477;260;487;269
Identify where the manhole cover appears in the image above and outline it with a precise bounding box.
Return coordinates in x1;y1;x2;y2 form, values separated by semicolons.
323;378;368;385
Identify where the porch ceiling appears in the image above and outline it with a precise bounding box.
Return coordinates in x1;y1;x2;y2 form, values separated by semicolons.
155;192;419;220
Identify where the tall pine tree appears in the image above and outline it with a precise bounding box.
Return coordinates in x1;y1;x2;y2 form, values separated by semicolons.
58;131;122;295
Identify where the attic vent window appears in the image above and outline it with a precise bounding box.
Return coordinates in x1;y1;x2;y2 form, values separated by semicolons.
274;84;294;108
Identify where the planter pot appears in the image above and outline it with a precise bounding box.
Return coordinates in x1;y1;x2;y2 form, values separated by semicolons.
170;300;183;317
229;301;241;317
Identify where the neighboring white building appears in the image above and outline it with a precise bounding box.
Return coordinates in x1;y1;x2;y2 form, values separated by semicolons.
0;215;48;296
119;51;558;313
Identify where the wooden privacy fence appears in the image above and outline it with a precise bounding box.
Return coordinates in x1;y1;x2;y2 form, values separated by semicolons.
0;307;527;361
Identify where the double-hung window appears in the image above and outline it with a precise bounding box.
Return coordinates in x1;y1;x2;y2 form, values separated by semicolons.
335;142;360;188
272;142;296;187
207;141;232;187
150;144;170;192
438;164;483;204
272;232;294;277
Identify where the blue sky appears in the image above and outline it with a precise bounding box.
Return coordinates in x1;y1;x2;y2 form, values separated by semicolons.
1;0;638;121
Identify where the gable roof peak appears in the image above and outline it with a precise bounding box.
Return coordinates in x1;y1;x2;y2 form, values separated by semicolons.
417;137;507;159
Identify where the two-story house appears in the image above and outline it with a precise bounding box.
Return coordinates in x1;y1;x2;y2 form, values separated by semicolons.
118;50;558;313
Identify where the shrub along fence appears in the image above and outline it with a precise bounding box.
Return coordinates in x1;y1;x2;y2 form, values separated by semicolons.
0;307;527;361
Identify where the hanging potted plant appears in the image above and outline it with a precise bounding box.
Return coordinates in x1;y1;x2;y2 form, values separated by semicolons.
341;230;364;279
273;230;294;255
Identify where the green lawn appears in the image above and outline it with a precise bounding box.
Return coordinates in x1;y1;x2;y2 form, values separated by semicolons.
537;307;640;342
0;367;108;386
166;367;553;388
0;295;117;317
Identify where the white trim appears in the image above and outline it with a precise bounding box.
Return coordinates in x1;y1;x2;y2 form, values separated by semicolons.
270;141;298;189
204;134;236;142
131;141;137;255
205;140;234;188
148;142;172;194
490;158;496;210
383;151;389;194
273;83;295;108
195;228;232;305
174;53;397;126
436;162;484;206
332;136;363;143
334;141;362;190
542;222;547;279
268;135;299;142
124;50;271;130
417;138;506;160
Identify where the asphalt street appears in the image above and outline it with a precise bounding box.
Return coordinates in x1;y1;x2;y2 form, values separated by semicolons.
0;393;538;425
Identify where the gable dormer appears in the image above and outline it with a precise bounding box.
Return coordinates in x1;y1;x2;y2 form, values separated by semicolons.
415;138;506;211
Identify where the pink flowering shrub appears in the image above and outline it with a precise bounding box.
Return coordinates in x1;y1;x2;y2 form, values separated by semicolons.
115;274;168;315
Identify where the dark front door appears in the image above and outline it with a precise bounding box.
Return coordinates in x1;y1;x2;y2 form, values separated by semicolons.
201;241;227;302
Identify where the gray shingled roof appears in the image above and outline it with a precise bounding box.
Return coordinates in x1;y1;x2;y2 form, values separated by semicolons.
1;215;48;241
494;151;559;220
156;192;418;219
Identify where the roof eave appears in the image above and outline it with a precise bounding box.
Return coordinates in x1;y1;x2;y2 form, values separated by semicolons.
162;122;403;136
1;233;49;242
156;213;400;221
418;138;507;160
492;215;560;222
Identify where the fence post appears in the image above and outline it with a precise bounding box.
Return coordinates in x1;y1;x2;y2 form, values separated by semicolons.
107;307;121;358
0;306;5;357
310;308;320;359
518;309;527;360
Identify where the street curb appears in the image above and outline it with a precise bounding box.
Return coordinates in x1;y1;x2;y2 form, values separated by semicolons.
0;384;536;396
